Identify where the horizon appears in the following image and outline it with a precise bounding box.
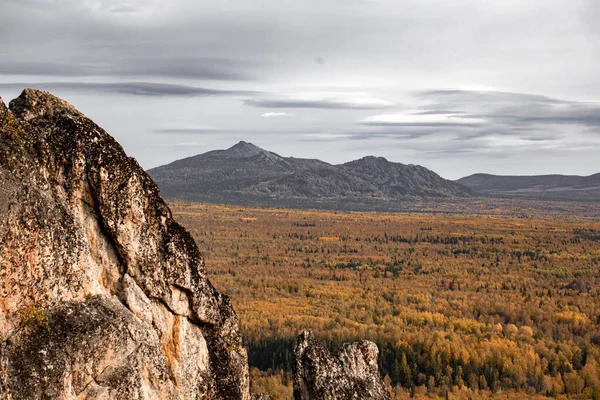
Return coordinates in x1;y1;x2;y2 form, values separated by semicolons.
2;1;599;180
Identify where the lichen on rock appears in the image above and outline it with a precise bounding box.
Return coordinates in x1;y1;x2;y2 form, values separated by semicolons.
0;97;19;139
0;89;249;399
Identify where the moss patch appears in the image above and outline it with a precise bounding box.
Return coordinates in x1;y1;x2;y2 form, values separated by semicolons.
0;110;20;138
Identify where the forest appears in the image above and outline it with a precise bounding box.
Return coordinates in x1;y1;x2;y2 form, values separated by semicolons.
170;201;600;399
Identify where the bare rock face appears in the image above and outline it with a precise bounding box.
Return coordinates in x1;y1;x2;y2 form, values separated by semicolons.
0;90;249;399
293;331;390;400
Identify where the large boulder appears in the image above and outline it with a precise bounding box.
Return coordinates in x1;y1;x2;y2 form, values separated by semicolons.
0;89;249;399
293;331;390;400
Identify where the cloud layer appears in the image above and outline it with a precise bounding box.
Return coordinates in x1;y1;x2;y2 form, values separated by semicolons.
0;82;256;97
1;0;599;178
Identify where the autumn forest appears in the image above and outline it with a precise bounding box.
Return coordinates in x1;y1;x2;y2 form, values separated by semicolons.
170;201;600;399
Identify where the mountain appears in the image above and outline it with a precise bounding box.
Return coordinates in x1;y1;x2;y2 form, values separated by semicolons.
457;173;600;201
147;142;473;210
152;141;329;186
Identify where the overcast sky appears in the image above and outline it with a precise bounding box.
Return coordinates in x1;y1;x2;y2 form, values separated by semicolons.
1;0;599;179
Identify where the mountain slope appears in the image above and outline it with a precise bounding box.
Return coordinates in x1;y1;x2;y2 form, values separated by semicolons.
457;173;600;201
147;142;473;209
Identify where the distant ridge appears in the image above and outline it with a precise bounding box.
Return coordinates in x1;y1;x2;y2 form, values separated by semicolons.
147;141;473;210
457;173;600;201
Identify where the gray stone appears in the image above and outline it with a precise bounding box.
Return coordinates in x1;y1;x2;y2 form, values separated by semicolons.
293;331;390;400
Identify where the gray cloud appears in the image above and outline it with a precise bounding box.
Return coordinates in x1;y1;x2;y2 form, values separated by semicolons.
0;59;254;81
154;128;218;134
518;113;600;126
154;127;319;135
342;88;600;165
417;89;600;130
107;5;139;13
358;90;600;143
0;82;256;97
0;62;93;77
343;130;440;140
244;99;392;110
360;121;482;128
413;110;467;115
417;90;571;105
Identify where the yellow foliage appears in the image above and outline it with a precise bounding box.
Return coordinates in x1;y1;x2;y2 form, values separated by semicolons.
556;311;589;325
168;201;600;399
318;236;341;242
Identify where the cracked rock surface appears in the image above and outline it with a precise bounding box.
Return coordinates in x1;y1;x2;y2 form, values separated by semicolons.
293;331;390;400
0;89;249;399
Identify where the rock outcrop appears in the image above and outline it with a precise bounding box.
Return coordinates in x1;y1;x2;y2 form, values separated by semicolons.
0;90;249;399
293;331;390;400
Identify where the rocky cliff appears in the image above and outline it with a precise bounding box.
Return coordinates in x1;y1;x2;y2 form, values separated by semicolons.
0;89;249;399
293;331;390;400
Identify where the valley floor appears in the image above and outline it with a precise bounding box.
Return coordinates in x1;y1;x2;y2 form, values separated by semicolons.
170;200;600;399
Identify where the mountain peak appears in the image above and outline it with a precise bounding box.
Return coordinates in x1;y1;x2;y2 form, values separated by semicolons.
223;141;265;158
361;155;389;162
344;155;392;168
